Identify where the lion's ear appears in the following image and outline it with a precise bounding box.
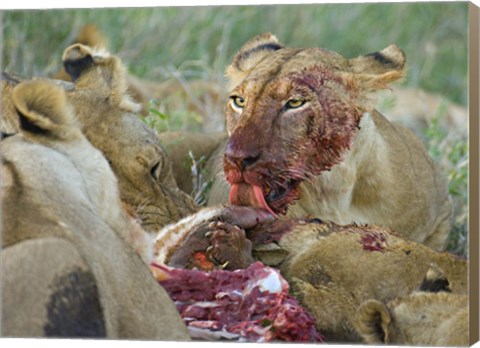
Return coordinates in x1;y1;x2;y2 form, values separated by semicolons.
419;265;451;293
62;44;97;82
62;44;141;113
347;44;406;91
54;24;107;82
12;80;78;140
354;299;393;344
226;33;284;90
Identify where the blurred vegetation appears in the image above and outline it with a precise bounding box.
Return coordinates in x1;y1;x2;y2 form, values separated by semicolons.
0;3;469;255
1;3;468;104
424;106;469;256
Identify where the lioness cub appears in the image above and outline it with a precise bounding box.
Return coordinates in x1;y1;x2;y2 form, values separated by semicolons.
206;33;452;251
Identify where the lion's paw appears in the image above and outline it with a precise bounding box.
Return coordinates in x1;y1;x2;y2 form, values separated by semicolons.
204;221;254;271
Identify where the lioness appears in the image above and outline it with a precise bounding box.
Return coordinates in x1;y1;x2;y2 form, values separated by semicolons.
206;33;452;251
1;43;195;233
1;79;189;339
355;267;468;346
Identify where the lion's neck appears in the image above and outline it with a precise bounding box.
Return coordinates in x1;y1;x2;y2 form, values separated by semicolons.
288;111;392;225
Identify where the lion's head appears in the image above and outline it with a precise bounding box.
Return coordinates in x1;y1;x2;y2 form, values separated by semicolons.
1;44;196;233
223;33;405;215
62;44;196;231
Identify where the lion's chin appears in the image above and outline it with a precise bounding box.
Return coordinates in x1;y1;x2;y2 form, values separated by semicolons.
228;181;301;216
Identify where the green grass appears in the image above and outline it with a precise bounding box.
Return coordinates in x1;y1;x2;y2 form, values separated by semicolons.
144;99;204;132
424;106;469;256
1;3;468;104
0;3;469;255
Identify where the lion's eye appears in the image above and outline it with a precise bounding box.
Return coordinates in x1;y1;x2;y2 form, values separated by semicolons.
286;99;306;109
150;161;162;181
230;96;246;110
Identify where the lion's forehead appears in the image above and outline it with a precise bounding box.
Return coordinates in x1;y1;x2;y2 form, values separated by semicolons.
238;48;350;97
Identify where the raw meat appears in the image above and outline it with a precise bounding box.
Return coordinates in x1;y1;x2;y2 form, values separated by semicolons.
151;261;323;342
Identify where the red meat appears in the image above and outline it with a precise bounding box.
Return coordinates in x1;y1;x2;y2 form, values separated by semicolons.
152;261;323;342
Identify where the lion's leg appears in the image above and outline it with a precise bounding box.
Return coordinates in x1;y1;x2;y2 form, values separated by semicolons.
1;237;109;337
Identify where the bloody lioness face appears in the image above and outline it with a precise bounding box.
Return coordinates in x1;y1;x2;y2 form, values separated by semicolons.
222;34;405;215
224;61;361;215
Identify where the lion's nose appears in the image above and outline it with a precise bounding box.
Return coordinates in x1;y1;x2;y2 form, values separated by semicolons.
225;143;261;172
241;155;260;171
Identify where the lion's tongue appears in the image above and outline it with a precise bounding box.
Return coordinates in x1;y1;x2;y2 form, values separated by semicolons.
229;183;277;217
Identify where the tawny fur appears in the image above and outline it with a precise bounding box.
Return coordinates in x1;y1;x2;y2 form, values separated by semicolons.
205;33;452;251
1;44;195;233
1;80;189;339
148;209;467;343
354;270;468;346
253;220;467;342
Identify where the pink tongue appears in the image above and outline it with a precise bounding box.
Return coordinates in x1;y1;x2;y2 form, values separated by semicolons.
229;183;277;217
